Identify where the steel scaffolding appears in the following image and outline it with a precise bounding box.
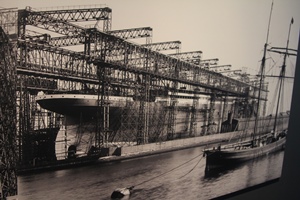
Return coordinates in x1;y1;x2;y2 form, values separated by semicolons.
0;26;18;199
0;5;269;198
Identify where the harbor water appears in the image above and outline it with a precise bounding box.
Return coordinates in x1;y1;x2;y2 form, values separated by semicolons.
17;146;284;200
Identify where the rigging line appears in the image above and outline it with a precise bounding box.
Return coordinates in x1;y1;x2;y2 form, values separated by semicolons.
178;156;204;179
287;58;296;76
265;52;278;75
268;77;280;115
134;153;203;187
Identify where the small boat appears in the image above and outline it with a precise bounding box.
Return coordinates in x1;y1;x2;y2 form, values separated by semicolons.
111;186;134;199
204;131;286;172
203;4;295;173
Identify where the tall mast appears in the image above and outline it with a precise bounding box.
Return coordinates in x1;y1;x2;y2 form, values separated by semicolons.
272;17;294;133
253;1;274;136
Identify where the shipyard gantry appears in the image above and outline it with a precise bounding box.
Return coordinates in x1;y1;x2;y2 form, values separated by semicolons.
0;5;268;198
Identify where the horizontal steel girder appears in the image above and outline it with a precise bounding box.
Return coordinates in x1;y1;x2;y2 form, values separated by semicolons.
17;40;259;98
17;9;262;98
25;7;112;22
107;27;152;39
141;41;181;51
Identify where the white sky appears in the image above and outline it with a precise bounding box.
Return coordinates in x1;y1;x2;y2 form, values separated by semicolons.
1;0;299;113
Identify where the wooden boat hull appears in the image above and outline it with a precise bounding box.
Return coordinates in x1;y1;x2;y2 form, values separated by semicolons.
204;137;286;172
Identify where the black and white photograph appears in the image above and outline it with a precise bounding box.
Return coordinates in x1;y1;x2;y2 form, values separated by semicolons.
1;0;299;199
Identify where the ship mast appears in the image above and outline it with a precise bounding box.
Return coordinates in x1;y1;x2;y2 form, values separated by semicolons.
272;17;294;134
253;1;274;137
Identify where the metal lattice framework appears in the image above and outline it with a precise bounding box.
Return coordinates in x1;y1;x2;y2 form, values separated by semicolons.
169;51;202;65
19;6;112;34
209;64;232;72
48;27;153;48
141;40;181;52
16;7;265;97
107;27;152;40
0;26;18;199
200;58;219;67
0;5;272;198
15;6;268;149
16;38;264;98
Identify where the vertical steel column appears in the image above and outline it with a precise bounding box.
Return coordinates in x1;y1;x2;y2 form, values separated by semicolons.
167;61;179;140
189;65;200;137
96;65;110;148
137;76;150;144
207;91;217;134
94;31;110;149
189;92;199;136
102;7;112;32
0;26;18;199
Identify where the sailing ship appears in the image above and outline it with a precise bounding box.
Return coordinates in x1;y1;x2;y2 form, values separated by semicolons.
203;5;295;173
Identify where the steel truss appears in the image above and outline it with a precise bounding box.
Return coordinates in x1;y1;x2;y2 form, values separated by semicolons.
19;6;112;34
108;27;152;40
6;6;267;146
17;7;263;96
0;26;18;199
200;58;219;67
169;51;202;65
17;39;260;98
15;6;266;147
0;5;270;198
18;8;260;95
142;40;181;52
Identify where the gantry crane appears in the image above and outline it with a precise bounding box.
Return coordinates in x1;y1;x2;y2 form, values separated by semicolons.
6;5;263;149
0;5;267;199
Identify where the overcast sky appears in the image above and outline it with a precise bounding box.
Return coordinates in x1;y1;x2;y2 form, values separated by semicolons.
2;0;299;113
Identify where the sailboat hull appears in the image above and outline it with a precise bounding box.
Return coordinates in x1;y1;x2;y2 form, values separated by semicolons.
204;137;286;172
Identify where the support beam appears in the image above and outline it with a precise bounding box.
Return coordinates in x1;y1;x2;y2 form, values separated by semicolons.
17;9;255;98
25;6;112;31
17;40;258;98
48;35;85;47
107;27;152;41
209;64;232;72
18;9;86;37
141;40;181;52
0;26;18;199
200;58;219;67
96;66;110;148
169;51;202;65
219;69;242;74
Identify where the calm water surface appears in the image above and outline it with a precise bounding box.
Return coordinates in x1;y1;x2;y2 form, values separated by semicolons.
18;146;284;200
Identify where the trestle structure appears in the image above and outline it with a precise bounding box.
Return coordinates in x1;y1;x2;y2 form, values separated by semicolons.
0;5;269;198
142;40;181;52
4;5;267;148
3;6;266;140
0;26;18;199
108;27;152;42
169;51;202;65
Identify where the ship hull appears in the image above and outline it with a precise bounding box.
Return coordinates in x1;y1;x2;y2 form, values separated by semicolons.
18;154;101;175
36;94;130;123
204;136;286;172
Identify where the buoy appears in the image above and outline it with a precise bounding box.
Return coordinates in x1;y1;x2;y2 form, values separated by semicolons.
111;186;134;199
